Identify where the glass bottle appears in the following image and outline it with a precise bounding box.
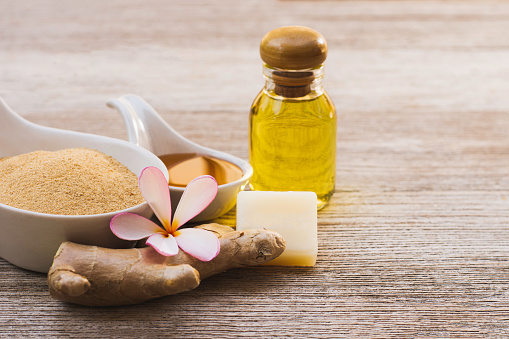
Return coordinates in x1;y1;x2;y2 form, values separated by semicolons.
249;26;337;210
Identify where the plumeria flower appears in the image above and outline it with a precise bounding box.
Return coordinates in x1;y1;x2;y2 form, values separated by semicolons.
110;166;220;261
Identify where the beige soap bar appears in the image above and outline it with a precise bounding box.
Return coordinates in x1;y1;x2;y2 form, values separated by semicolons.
236;191;317;266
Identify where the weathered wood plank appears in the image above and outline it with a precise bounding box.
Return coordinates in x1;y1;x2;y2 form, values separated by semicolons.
1;0;509;337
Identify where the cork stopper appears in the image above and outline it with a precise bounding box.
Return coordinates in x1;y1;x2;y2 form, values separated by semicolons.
260;26;328;70
260;26;327;98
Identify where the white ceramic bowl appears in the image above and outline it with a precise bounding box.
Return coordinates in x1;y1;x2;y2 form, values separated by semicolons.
0;98;168;273
107;94;253;221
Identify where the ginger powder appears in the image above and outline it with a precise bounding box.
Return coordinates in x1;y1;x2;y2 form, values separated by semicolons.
0;148;144;215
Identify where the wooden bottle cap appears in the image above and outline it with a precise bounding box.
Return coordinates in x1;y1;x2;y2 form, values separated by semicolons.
260;26;328;70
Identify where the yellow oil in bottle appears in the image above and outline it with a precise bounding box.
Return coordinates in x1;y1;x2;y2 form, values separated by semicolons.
250;26;337;209
249;88;336;209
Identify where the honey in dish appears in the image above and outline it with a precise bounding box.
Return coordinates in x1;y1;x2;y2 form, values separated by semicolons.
159;153;243;187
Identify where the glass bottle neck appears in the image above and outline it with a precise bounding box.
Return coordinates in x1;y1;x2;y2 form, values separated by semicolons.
262;65;325;99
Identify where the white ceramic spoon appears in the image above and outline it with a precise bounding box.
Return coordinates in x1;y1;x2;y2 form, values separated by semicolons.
0;97;168;273
107;94;253;221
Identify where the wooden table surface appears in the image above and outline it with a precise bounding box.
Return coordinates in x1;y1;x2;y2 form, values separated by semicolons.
1;0;509;337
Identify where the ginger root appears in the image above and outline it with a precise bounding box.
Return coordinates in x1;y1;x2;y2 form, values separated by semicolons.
47;224;286;306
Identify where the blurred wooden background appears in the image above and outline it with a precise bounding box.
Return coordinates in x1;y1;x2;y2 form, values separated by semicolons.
1;0;509;337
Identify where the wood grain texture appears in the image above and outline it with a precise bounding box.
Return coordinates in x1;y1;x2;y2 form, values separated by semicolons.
1;0;509;337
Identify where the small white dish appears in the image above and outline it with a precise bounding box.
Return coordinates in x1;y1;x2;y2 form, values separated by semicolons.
0;97;168;273
107;94;253;222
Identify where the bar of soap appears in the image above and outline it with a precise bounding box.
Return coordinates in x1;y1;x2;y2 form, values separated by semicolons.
236;191;317;266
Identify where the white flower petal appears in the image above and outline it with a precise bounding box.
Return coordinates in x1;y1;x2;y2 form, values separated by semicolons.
146;233;179;256
110;213;161;240
175;228;220;261
172;175;218;230
139;166;172;231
